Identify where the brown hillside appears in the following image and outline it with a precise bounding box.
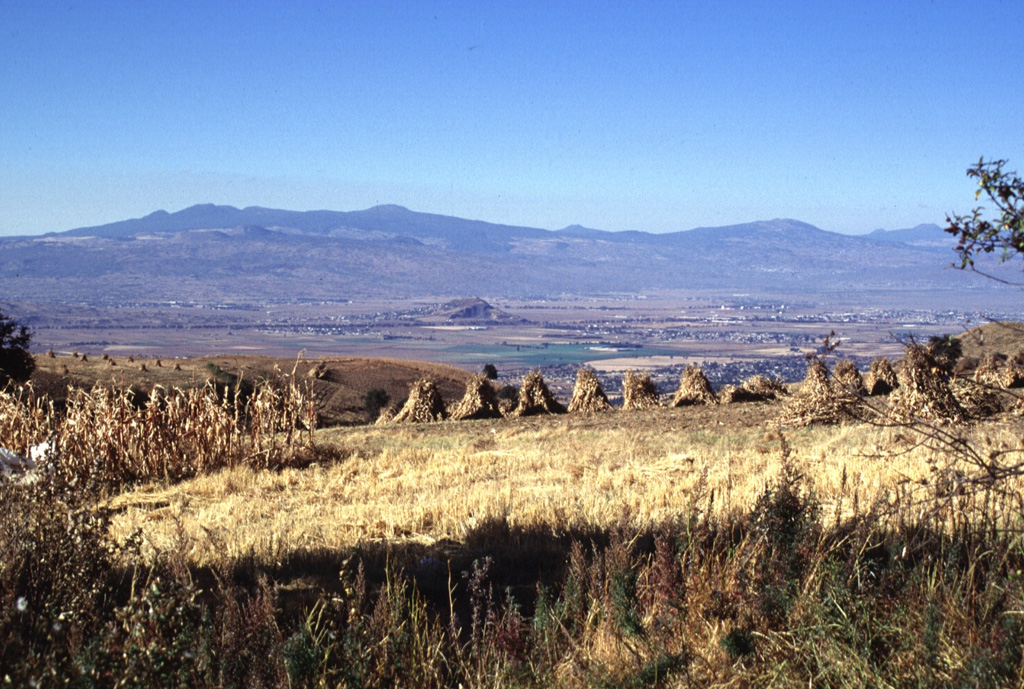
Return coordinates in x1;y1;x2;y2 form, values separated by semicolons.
955;321;1024;364
31;354;473;426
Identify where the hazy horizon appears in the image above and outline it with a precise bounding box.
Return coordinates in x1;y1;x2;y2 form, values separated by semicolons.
3;2;1022;237
6;200;947;239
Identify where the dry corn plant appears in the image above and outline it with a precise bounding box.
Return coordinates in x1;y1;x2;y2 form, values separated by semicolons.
866;356;898;395
57;384;240;484
511;370;566;416
244;364;319;468
390;376;449;423
1;360;317;487
833;359;867;396
776;360;857;427
567;367;612;413
0;384;58;455
450;374;503;421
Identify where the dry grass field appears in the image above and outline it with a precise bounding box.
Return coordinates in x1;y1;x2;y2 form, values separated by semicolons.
104;405;1024;573
5;327;1024;687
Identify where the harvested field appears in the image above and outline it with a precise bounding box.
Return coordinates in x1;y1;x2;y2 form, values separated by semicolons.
9;338;1024;688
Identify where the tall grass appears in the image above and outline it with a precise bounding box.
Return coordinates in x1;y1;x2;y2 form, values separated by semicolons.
5;459;1024;687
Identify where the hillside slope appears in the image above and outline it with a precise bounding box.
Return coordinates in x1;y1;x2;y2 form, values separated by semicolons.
31;353;474;426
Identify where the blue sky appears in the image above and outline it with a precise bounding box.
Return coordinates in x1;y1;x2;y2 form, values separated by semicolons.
2;1;1022;236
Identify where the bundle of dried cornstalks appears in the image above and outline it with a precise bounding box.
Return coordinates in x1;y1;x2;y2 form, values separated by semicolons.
976;353;1024;389
974;353;1003;387
671;365;718;407
744;374;789;400
833;360;867;396
721;375;789;404
776;360;856;426
951;379;1003;419
374;407;396;425
717;385;756;404
391;377;449;423
568;368;612;413
512;370;566;417
888;345;966;424
450;374;504;420
1004;361;1024;388
866;357;899;396
621;370;660;410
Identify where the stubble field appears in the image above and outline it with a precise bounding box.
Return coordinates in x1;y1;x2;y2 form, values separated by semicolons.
5;332;1024;687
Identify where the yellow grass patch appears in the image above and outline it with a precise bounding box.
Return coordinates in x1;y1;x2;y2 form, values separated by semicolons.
104;409;1024;570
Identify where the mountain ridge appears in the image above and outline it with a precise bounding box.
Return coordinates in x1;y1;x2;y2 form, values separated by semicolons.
3;204;1008;305
52;203;938;249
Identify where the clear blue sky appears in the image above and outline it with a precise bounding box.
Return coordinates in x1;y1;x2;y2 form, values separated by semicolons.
2;1;1022;236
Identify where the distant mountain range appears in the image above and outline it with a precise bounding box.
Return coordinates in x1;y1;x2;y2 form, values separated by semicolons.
54;203;949;249
864;224;951;247
0;204;1005;305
